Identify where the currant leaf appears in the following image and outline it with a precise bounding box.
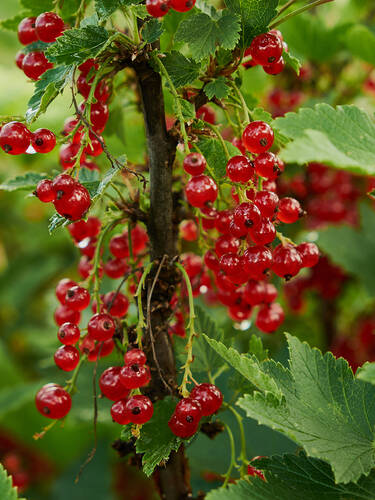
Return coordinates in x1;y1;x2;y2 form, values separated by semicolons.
196;136;240;178
283;51;301;75
357;362;375;386
0;462;26;500
174;98;195;121
275;103;375;175
48;214;69;234
237;333;375;484
204;76;231;100
224;0;278;47
141;19;165;43
95;0;141;19
174;12;240;61
20;0;54;15
162;51;201;88
249;334;269;362
0;173;48;192
0;13;29;31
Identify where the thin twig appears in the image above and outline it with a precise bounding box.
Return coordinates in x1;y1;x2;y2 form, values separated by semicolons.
270;0;335;29
275;0;298;18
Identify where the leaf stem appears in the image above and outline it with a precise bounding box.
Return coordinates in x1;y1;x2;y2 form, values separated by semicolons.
205;123;230;161
231;82;250;125
225;404;248;476
135;262;154;346
270;0;335;29
222;423;237;488
275;0;298;17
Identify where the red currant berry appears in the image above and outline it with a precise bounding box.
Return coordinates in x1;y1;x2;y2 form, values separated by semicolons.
32;128;56;153
201;206;217;230
22;51;52;80
88;313;116;341
54;305;81;326
0;121;31;155
243;280;266;306
35;12;64;42
263;179;277;192
185;175;218;207
233;202;262;232
55;278;77;304
269;29;283;41
242;121;274;154
272;244;303;280
15;51;25;69
168;413;198;438
183;153;206;176
78;256;92;279
254;152;281;180
79;102;109;132
59;143;86;168
65;286;90;311
228;220;246;239
215;210;233;234
35;179;56;202
263;283;278;303
124;349;147;366
297;242;320;268
217;287;241;307
54;345;80;371
196;105;216;124
215;272;237;292
190;383;223;416
84;132;104;157
215;235;240;258
226;155;254;183
249;32;283;66
99;367;130;401
264;57;285;75
80;337;114;361
52;173;76;195
204;250;220;272
111;399;131;425
125;395;153;424
169;0;196;12
249;218;276;245
277;197;303;224
228;302;252;321
256;302;284;333
58;322;81;345
181;253;202;278
17;17;38;45
232;137;246;154
120;363;151;389
104;258;130;279
254;190;279;218
35;384;71;419
180;220;198;241
54;184;91;221
109;234;129;259
78;59;98;74
146;0;170;17
131;225;148;254
242;246;273;279
174;398;202;424
219;253;241;276
103;292;129;318
68;216;101;242
78;238;97;259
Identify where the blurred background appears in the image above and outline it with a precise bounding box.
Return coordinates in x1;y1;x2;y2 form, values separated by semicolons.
1;0;375;498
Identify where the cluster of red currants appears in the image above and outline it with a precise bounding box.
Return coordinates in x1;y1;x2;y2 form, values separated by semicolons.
146;0;196;18
0;121;55;156
180;120;319;333
16;12;65;80
243;30;287;76
168;384;223;437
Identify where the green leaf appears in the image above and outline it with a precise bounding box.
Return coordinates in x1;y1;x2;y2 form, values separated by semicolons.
20;0;54;15
26;65;74;123
79;168;101;197
175;12;240;61
345;24;375;66
174;98;195;121
23;41;51;54
224;0;278;47
196;136;239;178
92;162;124;200
0;13;28;31
95;0;141;19
195;0;221;20
357;362;375;386
131;4;149;19
0;173;48;192
203;335;282;397
237;333;375;484
0;462;25;500
317;204;375;296
275;103;375;176
283;51;301;75
249;334;269;362
206;452;375;500
141;19;165;43
48;214;69;234
135;397;183;476
204;77;231;100
162;51;201;88
46;26;109;65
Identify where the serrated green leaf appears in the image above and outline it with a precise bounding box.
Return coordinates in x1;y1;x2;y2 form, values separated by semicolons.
203;335;282;397
249;334;268;362
23;41;51;54
224;0;278;47
131;4;149;19
283;51;301;75
275;104;375;176
204;77;231;100
26;65;74;123
175;12;240;61
196;136;239;178
46;26;109;65
92;162;124;200
0;173;48;192
237;333;375;484
95;0;141;19
135;397;183;476
20;0;54;15
206;452;375;500
48;214;69;234
174;98;195;121
0;462;25;500
141;19;165;43
357;362;375;385
195;0;221;20
0;13;28;31
162;51;201;88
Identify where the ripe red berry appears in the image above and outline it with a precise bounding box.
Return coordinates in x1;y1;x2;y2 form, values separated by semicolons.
22;51;53;80
168;413;198;438
215;235;240;258
277;197;303;224
169;0;196;12
88;313;116;341
104;258;130;279
254;152;281;180
215;210;233;234
125;395;153;424
120;363;151;389
185;175;218;207
272;244;303;280
78;256;94;279
226;155;254;183
32;128;56;153
264;57;285;75
84;132;104;157
55;278;78;304
232;137;246;154
175;398;202;424
35;12;64;43
68;217;101;242
17;17;38;45
204;250;220;272
78;59;98;75
233;202;262;232
124;349;147;366
59;143;85;168
54;305;81;326
111;399;131;425
54;345;80;371
242;121;274;154
0;121;31;155
297;242;320;268
109;234;129;259
58;322;81;345
35;179;56;202
54;184;91;221
52;173;76;194
219;253;242;276
80;337;114;361
79;102;109;132
254;190;279;218
256;302;285;333
15;51;25;69
35;384;71;419
190;383;223;416
242;246;273;280
146;0;170;17
249;32;283;66
99;367;130;401
65;286;90;311
180;220;198;241
183;153;206;176
243;280;266;306
196;105;216;124
103;292;129;318
229;302;252;321
249;218;276;245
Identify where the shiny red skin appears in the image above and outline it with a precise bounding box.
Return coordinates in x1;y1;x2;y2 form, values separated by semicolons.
119;364;151;389
55;278;78;304
17;17;38;45
54;345;80;371
22;52;53;80
190;383;223;416
180;220;198;241
88;313;116;341
169;0;196;12
256;303;285;333
185;175;218;207
124;348;147;366
54;304;81;326
57;322;81;345
68;217;101;242
32;128;56;153
183;153;206;176
215;235;240;258
249;33;283;66
125;395;154;424
109;234;129;259
111;399;131;425
168;413;198;438
35;384;72;419
254;152;281;180
54;184;91;221
174;398;202;424
103;292;129;317
215;210;233;234
196;105;216;124
52;173;77;194
15;51;25;69
219;253;242;276
35;12;64;42
242;246;273;280
104;258;130;279
226;155;254;183
233;202;262;232
272;244;303;279
249;218;276;245
65;286;90;311
254;190;279;218
242;121;274;154
59;143;86;168
99;367;130;401
146;0;170;17
277;197;303;224
0;121;31;155
264;57;285;75
36;179;56;202
297;242;320;268
204;250;221;272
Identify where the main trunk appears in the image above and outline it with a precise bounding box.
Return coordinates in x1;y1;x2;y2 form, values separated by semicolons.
134;61;191;500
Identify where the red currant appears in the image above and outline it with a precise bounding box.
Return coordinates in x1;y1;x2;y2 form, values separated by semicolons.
215;210;233;234
125;395;153;424
15;51;25;70
111;399;131;425
103;292;129;317
99;367;130;401
59;143;86;168
242;246;273;279
254;152;281;180
104;258;130;279
52;173;76;194
146;0;170;17
0;121;31;155
249;32;283;66
54;345;80;371
256;303;284;333
242;121;274;154
226;155;254;183
215;235;240;258
190;383;223;416
204;250;220;272
35;12;64;42
54;184;91;221
196;105;216;124
272;244;302;280
254;190;279;218
109;234;129;259
168;413;198;438
229;220;247;238
35;384;71;419
277;197;303;224
55;278;77;304
68;217;101;242
78;59;98;75
54;304;81;326
180;220;198;241
22;51;53;80
84;133;104;157
264;57;285;75
120;363;151;389
185;175;218;207
32;128;56;153
169;0;196;12
233;202;262;232
58;322;81;345
249;218;276;245
297;242;320;268
17;17;38;45
124;349;147;366
174;398;202;425
65;286;90;311
183;153;206;176
88;313;116;341
219;253;241;276
35;179;56;202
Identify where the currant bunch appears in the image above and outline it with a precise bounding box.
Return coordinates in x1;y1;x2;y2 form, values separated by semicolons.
0;121;56;156
243;30;287;76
